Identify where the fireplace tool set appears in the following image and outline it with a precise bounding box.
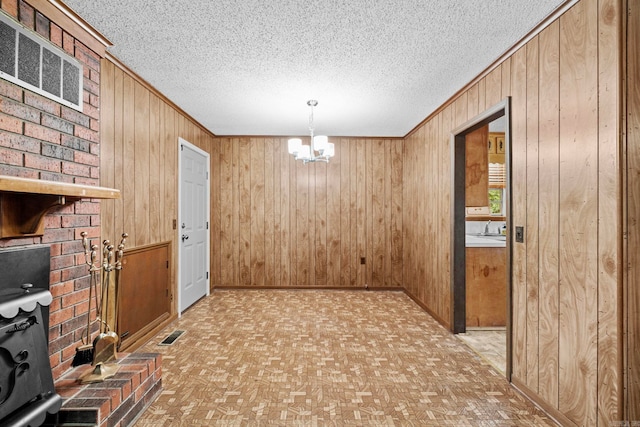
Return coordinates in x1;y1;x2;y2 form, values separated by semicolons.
73;232;128;384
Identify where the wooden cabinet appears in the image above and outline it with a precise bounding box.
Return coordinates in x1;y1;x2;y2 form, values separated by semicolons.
489;132;506;164
465;125;489;207
488;135;497;154
465;247;506;327
117;241;172;351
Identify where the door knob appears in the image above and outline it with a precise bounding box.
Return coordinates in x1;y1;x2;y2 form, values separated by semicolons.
181;234;189;242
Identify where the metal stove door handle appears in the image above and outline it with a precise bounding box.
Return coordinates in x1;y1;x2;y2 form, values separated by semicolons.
6;316;38;334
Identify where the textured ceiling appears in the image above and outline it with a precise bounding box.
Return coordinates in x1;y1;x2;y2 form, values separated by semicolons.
62;0;565;137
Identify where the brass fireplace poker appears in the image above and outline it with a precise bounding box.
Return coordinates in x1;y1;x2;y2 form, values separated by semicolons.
71;232;99;366
78;232;128;384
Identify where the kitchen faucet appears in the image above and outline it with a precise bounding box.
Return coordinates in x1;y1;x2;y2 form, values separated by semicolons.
483;220;492;235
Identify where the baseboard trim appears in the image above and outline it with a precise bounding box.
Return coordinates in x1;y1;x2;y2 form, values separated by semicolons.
211;285;403;291
511;376;575;427
402;289;451;330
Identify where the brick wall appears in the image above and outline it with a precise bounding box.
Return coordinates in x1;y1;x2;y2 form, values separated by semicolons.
0;0;102;380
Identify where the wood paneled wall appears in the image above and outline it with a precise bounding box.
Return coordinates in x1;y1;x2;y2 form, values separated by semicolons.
402;0;624;424
626;0;640;420
96;0;637;422
210;137;403;289
100;58;216;310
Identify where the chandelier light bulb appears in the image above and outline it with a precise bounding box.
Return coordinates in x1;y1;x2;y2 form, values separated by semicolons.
288;100;334;164
288;138;302;155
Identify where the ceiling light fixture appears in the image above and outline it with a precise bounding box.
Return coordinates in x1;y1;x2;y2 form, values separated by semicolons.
288;100;334;164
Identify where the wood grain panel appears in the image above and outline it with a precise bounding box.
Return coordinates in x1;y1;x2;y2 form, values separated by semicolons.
162;103;177;288
134;82;150;247
501;58;512;98
113;66;125;241
121;74;136;245
558;2;599;424
148;94;161;243
250;138;265;287
436;107;454;320
510;45;528;383
525;36;540;392
279;138;291;287
537;20;560;409
315;160;327;286
327;139;341;287
626;0;640;419
338;139;351;286
118;242;170;350
101;60;115;244
356;140;366;288
597;0;622;423
219;138;234;286
231;138;241;287
210;121;221;288
349;139;358;286
264;138;275;287
485;67;502;107
467;83;479;121
309;154;316;286
371;140;384;286
100;58;216;346
296;154;309;286
210;136;402;289
239;138;251;285
391;141;403;288
477;79;486;114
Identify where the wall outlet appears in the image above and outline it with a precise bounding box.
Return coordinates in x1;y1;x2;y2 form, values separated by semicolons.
360;257;366;265
515;226;524;243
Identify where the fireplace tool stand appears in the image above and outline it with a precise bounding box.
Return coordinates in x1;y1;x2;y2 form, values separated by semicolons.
78;233;127;384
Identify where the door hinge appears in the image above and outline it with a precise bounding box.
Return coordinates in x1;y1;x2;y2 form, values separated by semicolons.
207;221;209;230
166;260;169;268
181;144;184;151
207;272;209;280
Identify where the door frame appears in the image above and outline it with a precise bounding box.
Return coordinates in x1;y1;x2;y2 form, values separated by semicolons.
450;97;512;380
177;137;210;316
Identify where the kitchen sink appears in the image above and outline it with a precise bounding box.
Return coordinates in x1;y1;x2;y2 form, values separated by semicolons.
468;233;506;240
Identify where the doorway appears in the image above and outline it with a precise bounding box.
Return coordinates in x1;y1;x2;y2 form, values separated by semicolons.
178;138;210;314
450;98;512;379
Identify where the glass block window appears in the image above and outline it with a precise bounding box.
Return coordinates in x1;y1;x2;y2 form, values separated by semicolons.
0;13;83;112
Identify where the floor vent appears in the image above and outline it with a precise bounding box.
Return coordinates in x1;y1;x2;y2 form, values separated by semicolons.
159;330;185;346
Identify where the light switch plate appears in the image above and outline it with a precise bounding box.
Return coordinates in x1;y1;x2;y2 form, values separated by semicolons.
515;226;524;243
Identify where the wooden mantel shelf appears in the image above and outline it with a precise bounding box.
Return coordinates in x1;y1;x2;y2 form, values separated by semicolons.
0;176;120;239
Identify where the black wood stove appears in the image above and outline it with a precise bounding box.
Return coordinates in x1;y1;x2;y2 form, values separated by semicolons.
0;246;61;427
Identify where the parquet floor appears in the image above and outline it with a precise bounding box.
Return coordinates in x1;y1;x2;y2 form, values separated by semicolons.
133;290;556;426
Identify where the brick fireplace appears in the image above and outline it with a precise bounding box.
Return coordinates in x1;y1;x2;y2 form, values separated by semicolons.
1;2;163;425
0;0;104;381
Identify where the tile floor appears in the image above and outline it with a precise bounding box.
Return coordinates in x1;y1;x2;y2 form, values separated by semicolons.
133;290;556;426
456;329;507;375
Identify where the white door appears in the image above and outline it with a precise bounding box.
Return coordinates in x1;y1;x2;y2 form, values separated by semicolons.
178;138;209;313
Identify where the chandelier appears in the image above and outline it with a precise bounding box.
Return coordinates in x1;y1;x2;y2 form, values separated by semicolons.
287;100;334;164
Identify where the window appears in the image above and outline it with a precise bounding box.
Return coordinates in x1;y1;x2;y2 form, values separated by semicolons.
489;188;504;215
0;13;83;111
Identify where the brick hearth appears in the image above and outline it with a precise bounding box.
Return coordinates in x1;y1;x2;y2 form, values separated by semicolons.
43;353;162;427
